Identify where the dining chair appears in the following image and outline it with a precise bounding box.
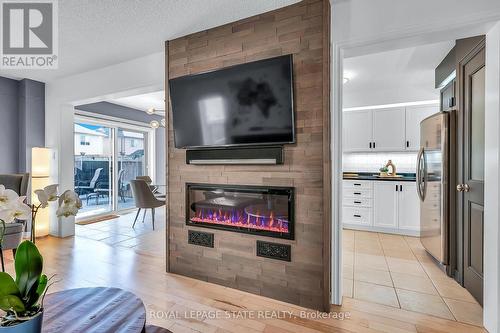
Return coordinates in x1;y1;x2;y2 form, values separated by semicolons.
136;175;165;198
130;180;165;230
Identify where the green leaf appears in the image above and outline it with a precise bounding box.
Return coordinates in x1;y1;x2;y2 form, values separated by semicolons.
14;241;43;298
25;274;47;309
0;272;20;297
35;274;47;300
0;295;25;313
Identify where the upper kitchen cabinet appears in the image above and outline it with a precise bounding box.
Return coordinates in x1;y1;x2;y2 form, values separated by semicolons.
343;110;373;151
372;107;406;151
405;105;439;151
343;105;439;152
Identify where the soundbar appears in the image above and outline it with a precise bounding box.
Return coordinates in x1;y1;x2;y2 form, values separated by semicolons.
186;146;283;165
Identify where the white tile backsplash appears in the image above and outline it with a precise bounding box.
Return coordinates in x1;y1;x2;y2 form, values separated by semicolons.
343;152;417;174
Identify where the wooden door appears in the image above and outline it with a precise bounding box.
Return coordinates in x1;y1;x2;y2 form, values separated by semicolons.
398;183;420;232
373;182;398;229
343;110;373;152
372;107;406;151
460;43;485;305
405;105;439;151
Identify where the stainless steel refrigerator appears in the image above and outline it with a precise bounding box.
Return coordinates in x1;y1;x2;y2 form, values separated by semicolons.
417;111;455;268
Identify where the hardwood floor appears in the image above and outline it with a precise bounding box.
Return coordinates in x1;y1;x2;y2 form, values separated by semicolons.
1;213;486;332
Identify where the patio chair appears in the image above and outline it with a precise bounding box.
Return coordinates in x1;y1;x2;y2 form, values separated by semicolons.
75;168;103;204
0;173;29;272
130;180;165;230
118;169;126;203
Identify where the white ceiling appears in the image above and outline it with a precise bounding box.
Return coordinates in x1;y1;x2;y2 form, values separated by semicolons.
0;0;300;82
110;91;164;111
343;41;455;108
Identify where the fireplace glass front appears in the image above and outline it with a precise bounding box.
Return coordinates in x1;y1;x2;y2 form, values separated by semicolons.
186;183;294;240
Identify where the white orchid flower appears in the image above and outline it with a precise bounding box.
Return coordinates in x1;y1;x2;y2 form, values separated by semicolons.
44;184;59;201
0;197;31;223
35;184;59;208
0;208;15;223
0;185;19;208
35;189;49;208
59;190;82;209
55;190;82;218
56;202;79;218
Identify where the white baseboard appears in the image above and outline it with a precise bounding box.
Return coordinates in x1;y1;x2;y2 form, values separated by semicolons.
342;223;420;237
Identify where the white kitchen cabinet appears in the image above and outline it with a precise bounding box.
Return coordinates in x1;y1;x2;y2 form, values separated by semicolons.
405;105;439;151
342;180;373;226
343;110;373;152
343;180;421;236
373;182;399;228
343;206;372;226
372;107;406;151
398;183;420;231
343;104;439;152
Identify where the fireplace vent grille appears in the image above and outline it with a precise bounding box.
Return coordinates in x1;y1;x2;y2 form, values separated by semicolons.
256;240;291;261
188;230;214;248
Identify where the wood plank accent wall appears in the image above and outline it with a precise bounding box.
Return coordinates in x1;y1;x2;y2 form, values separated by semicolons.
165;0;331;311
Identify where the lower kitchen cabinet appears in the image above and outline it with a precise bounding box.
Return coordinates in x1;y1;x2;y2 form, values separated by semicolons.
397;183;420;232
373;182;399;228
343;180;420;236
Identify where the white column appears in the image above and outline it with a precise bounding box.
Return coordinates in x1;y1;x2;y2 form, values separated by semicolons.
46;104;76;237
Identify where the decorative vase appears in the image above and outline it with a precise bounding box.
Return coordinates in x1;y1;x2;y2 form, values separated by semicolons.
0;310;43;333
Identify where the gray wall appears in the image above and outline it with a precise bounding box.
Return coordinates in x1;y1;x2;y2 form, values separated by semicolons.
75;101;165;185
0;76;45;174
0;77;19;173
18;80;45;172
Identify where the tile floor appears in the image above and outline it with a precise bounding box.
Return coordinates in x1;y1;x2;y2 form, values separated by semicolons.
342;229;483;327
75;208;166;257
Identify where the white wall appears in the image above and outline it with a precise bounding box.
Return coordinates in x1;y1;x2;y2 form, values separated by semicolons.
343;152;417;174
46;52;164;236
484;21;500;333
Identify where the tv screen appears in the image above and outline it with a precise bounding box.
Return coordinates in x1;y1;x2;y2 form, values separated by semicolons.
170;55;294;149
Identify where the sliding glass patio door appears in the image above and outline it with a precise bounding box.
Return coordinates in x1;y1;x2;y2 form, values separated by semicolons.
74;117;151;218
74;122;114;217
116;128;147;210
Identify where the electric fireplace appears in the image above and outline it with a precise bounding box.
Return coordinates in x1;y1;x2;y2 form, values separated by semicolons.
186;183;294;240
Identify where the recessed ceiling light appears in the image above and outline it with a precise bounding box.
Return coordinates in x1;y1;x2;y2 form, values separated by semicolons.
146;107;155;115
150;120;160;129
343;77;350;84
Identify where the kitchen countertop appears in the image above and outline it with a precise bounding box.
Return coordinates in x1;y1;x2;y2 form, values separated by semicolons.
343;172;416;182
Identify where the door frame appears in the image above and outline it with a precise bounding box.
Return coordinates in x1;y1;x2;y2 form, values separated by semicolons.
74;113;156;217
458;40;486;304
330;14;500;332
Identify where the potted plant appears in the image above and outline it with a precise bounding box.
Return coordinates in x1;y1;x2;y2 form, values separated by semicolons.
379;166;389;177
0;240;53;332
0;184;81;331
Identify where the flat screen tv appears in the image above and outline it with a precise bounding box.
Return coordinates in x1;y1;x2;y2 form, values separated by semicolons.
170;55;294;149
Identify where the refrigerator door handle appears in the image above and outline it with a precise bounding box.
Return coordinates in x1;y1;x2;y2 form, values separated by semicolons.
416;147;426;201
